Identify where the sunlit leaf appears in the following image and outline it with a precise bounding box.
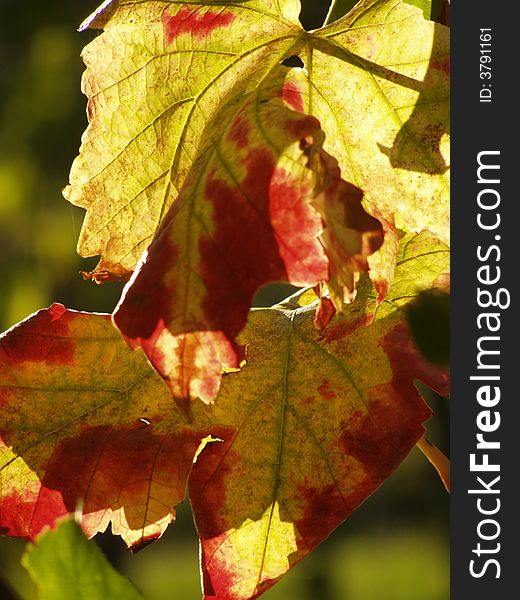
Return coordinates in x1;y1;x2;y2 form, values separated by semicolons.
188;230;449;599
64;0;305;280
0;304;208;549
66;0;448;406
302;0;449;293
1;231;448;599
112;69;383;412
22;517;144;600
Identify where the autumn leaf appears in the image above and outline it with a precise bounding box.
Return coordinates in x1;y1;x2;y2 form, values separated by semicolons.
188;230;449;599
64;0;305;280
0;303;208;550
22;517;144;600
0;230;448;598
112;69;383;412
66;0;448;285
65;0;448;407
293;0;449;295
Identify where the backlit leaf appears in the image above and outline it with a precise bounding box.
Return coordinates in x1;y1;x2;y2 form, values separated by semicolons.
0;303;208;549
112;69;383;412
0;231;448;598
66;0;448;406
305;0;449;291
64;0;305;280
188;230;449;599
22;517;144;600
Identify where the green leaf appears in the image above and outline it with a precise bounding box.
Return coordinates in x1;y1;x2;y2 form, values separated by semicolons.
22;517;144;600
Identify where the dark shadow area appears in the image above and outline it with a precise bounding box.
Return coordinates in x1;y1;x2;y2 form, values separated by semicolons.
299;2;329;31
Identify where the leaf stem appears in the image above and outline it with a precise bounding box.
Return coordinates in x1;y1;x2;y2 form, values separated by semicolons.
416;434;450;493
323;0;340;26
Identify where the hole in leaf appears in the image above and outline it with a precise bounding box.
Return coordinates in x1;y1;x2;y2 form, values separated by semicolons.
282;55;304;68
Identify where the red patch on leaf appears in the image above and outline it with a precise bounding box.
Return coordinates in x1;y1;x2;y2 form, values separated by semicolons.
321;315;372;343
0;489;49;538
269;167;327;284
199;148;327;342
0;304;75;366
294;483;348;548
189;425;239;539
317;380;337;401
226;115;250;149
430;58;450;75
380;322;449;398
162;6;236;44
286;115;320;140
338;322;443;478
114;233;180;349
301;395;316;407
1;424;202;544
339;405;423;479
200;547;239;600
281;81;304;112
314;296;336;329
199;150;284;340
189;425;251;598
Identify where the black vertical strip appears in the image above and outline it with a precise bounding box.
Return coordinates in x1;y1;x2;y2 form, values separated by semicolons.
452;1;518;597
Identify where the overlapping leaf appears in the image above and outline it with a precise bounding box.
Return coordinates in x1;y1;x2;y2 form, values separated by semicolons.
0;230;449;599
0;304;208;549
64;0;305;280
113;70;383;411
22;518;144;599
66;0;449;407
304;0;450;294
188;230;449;599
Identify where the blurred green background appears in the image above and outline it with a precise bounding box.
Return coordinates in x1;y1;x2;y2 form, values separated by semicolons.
0;1;449;599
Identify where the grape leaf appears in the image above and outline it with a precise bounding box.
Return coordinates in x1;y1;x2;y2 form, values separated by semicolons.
0;232;448;599
0;303;208;549
112;69;383;412
288;0;449;296
188;230;449;599
64;0;305;281
66;0;448;406
22;517;144;600
65;0;448;285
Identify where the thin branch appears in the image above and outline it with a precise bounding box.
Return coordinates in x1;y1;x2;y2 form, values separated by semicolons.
416;434;450;493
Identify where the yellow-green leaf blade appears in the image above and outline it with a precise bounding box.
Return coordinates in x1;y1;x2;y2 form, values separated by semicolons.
64;0;304;280
308;0;449;293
